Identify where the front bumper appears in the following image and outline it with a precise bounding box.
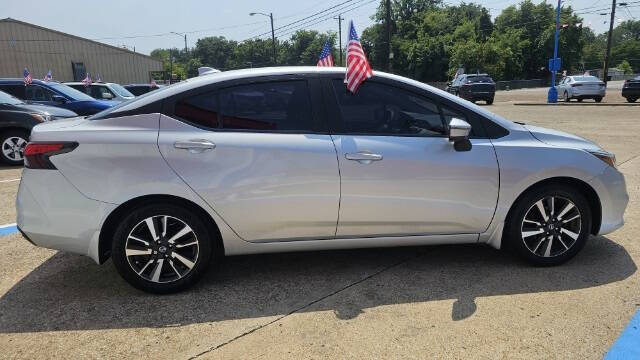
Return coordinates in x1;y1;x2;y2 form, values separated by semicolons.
16;169;116;263
588;165;629;235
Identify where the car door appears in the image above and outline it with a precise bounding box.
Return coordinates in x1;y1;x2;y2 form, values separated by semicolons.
158;76;340;242
325;78;499;238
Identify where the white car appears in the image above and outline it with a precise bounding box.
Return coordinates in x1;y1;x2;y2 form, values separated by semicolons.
556;76;606;103
65;82;135;102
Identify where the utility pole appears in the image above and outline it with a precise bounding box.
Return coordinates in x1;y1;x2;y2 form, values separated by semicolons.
335;15;344;66
603;0;617;86
386;0;392;72
169;49;173;85
250;12;277;65
171;32;188;59
547;0;562;103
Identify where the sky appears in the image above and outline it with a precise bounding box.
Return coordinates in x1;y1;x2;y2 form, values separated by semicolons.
2;0;637;55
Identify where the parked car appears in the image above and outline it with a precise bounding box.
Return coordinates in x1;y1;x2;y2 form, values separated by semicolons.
123;83;162;96
0;90;76;165
447;73;496;104
621;76;640;103
556;75;606;102
0;79;115;116
64;82;135;102
18;67;628;293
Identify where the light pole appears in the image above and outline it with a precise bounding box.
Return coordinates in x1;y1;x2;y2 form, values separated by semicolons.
250;12;276;65
547;0;562;103
170;31;188;55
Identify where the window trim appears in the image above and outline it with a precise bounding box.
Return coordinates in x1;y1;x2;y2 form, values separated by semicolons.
163;75;329;134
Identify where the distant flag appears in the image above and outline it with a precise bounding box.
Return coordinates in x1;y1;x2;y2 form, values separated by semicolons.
23;68;33;85
43;70;52;82
82;73;92;87
317;40;334;67
96;74;102;82
344;20;372;93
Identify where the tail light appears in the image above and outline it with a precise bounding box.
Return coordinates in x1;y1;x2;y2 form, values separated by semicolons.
24;142;78;169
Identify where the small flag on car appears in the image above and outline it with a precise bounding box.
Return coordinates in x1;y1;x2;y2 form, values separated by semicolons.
23;68;33;85
317;40;334;67
344;20;372;93
82;73;92;87
96;74;102;82
43;70;52;82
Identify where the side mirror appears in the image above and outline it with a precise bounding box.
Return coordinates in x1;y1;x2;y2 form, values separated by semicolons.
51;95;67;103
102;93;114;100
448;118;471;142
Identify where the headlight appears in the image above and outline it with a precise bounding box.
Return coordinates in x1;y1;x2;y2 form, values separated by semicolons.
30;113;51;122
589;151;616;168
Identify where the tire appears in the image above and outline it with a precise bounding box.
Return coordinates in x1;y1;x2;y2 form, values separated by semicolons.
455;91;460;97
111;203;215;293
505;184;591;266
0;129;29;166
486;98;494;105
563;91;570;102
626;97;637;103
595;96;603;103
577;98;583;102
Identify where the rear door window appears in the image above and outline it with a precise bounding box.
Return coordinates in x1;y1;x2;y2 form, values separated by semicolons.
0;84;26;98
25;85;55;101
174;91;220;129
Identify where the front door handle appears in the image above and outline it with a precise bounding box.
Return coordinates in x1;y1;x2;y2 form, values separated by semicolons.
174;139;216;153
345;151;383;164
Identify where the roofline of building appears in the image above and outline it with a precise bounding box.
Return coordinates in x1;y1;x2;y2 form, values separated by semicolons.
0;17;161;63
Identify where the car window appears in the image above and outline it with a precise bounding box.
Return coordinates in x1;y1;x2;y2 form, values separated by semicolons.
466;76;493;83
219;81;313;132
110;84;134;98
174;91;220;128
90;86;115;100
25;85;55;101
331;80;446;136
0;84;26;99
48;83;95;101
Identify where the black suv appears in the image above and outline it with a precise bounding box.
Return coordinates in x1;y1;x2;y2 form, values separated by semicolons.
622;76;640;103
447;74;496;105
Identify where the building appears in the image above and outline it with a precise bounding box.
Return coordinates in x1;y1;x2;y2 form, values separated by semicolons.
0;18;162;84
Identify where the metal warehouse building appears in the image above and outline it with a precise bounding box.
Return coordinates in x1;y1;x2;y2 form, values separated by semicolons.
0;18;162;84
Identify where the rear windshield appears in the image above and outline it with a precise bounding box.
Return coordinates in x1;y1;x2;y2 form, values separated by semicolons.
572;76;600;82
466;76;493;83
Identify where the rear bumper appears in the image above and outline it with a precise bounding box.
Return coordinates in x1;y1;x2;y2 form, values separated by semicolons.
461;92;495;100
621;88;640;98
16;169;116;263
571;88;605;98
588;166;629;235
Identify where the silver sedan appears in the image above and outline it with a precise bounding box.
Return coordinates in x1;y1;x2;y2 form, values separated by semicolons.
557;75;606;102
16;67;628;293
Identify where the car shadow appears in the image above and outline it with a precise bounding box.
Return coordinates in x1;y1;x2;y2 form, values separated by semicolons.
0;235;635;333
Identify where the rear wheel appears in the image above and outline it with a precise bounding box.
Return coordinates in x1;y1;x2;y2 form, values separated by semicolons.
111;203;215;293
594;96;603;103
577;98;583;102
626;97;637;103
0;130;29;165
563;91;570;102
505;184;591;266
486;98;494;105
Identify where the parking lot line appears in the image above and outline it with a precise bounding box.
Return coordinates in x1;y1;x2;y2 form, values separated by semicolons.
0;178;20;183
0;223;18;236
605;309;640;359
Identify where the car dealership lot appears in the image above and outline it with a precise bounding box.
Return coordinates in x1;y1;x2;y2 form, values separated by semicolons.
0;87;639;359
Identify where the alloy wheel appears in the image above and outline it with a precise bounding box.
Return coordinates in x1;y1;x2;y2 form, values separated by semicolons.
520;195;582;258
125;215;199;283
2;136;27;161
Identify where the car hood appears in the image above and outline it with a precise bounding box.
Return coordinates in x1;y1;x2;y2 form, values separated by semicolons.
13;103;77;118
524;125;604;152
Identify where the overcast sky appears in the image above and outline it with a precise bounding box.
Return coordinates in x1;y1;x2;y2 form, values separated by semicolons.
2;0;635;55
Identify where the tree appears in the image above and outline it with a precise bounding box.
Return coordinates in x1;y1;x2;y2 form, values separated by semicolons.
618;60;633;74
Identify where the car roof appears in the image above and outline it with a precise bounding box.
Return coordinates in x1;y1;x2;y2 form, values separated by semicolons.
0;78;59;85
64;82;114;86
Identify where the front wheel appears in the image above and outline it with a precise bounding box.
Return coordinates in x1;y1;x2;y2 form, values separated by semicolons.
626;97;637;103
594;96;603;103
505;184;591;266
486;98;494;105
0;130;29;165
111;204;215;293
563;92;570;102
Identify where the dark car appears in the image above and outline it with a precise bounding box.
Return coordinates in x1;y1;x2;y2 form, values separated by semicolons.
622;76;640;103
0;79;115;116
447;74;496;105
0;90;77;165
123;83;162;96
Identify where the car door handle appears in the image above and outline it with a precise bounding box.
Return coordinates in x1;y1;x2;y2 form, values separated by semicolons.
174;140;216;153
345;151;383;164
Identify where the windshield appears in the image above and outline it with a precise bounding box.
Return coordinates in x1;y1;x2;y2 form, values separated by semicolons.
110;84;135;98
466;76;493;83
573;76;600;82
0;90;24;105
48;83;95;101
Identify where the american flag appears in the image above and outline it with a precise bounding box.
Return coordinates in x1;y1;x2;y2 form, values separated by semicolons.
317;40;334;67
23;68;33;85
43;70;52;82
96;74;102;82
82;73;92;87
344;21;372;93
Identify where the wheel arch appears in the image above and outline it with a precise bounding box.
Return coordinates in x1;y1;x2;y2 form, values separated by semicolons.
504;176;602;238
98;194;224;264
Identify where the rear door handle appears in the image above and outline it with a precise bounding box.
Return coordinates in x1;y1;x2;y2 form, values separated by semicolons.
345;151;383;164
174;139;216;153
